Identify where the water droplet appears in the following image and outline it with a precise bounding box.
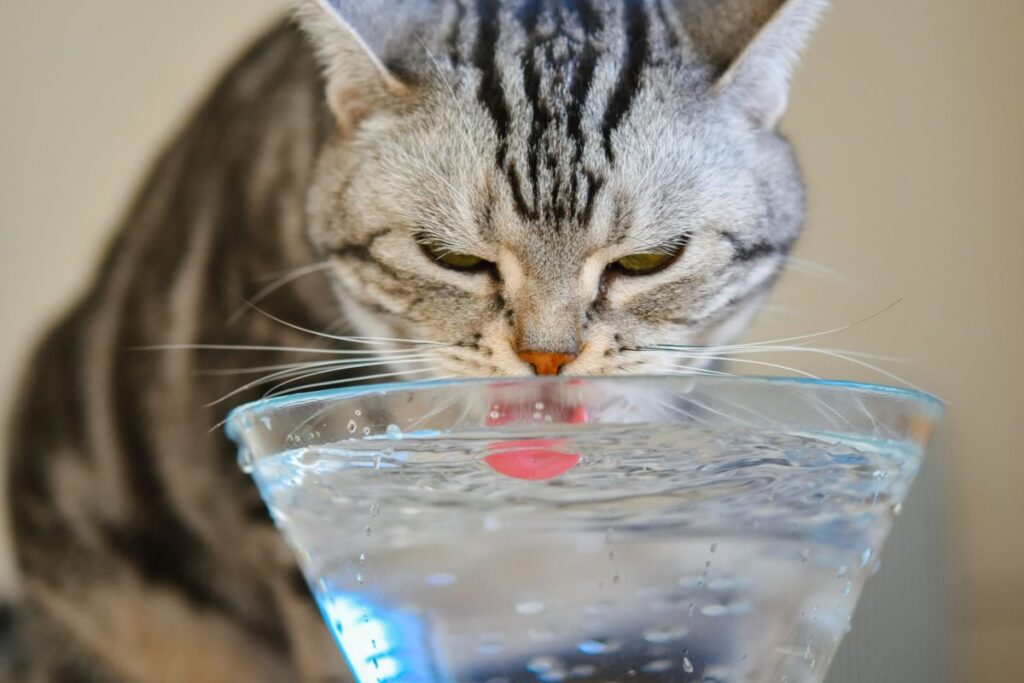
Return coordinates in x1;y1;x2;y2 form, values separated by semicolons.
516;601;546;615
800;548;811;563
369;502;380;518
363;525;372;537
837;565;849;578
260;416;272;430
426;573;457;587
540;672;567;683
528;628;556;642
362;427;370;435
577;638;621;655
534;402;545;411
643;625;689;643
612;573;620;585
642;659;674;674
384;424;402;439
489;410;501;420
682;656;695;673
872;560;882;575
893;502;903;515
861;547;873;568
842;581;853;597
569;664;597;678
354;410;362;417
477;643;503;656
358;553;365;563
483;515;501;531
710;543;718;553
527;657;563;674
347;420;357;433
701;601;752;617
355;573;363;584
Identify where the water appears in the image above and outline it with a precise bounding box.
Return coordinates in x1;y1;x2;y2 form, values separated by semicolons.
251;423;921;683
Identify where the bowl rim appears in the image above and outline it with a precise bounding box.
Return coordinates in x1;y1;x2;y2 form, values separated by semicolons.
225;375;944;440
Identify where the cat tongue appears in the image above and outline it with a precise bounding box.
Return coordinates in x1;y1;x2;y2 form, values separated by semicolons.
483;399;588;481
484;444;579;481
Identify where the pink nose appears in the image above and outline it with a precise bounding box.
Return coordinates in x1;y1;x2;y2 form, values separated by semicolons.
516;350;576;376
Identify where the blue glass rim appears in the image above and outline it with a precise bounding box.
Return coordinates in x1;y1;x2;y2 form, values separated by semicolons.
225;375;944;442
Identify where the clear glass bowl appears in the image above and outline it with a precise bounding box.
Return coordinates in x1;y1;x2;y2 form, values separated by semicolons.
227;376;942;683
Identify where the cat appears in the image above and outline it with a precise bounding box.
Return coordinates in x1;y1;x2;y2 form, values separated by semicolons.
5;1;828;680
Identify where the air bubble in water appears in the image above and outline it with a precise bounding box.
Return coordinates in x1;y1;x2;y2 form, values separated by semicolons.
569;664;597;678
426;573;457;587
527;656;563;674
642;659;674;673
643;625;688;643
577;639;621;655
702;601;752;617
516;601;545;615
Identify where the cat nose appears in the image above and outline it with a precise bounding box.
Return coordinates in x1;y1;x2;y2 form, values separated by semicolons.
516;350;577;376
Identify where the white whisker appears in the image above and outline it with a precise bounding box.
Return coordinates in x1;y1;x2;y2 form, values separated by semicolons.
238;300;444;347
262;357;438;398
268;367;439;398
226;262;333;325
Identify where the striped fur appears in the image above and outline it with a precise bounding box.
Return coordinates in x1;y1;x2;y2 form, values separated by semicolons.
7;2;826;680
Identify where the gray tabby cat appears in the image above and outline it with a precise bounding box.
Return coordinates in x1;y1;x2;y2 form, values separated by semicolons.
6;0;827;680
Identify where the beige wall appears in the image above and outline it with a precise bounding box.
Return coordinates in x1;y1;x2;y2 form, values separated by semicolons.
1;1;1021;679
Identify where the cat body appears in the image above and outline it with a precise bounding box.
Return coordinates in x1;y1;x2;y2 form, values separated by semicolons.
6;1;827;680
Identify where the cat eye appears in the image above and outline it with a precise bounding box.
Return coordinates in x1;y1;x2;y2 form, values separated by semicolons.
611;241;688;276
419;238;490;272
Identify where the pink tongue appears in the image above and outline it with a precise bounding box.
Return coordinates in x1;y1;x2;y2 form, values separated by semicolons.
483;397;590;481
484;447;580;481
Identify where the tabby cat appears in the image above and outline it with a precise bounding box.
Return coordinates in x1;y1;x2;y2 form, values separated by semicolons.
6;1;828;680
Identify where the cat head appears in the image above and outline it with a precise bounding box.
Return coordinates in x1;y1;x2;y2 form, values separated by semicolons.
297;0;828;377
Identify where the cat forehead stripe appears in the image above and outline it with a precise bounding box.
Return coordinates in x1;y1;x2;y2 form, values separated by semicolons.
460;1;668;227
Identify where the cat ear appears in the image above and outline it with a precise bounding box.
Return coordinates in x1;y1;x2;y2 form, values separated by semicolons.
295;0;438;133
678;0;829;128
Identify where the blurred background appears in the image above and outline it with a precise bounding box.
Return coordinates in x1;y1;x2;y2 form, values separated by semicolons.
1;1;1020;680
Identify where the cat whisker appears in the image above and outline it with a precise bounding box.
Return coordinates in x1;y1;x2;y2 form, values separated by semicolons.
646;351;821;380
667;300;905;351
261;356;440;398
785;257;860;288
226;261;334;325
136;343;437;356
418;40;477;153
207;355;441;407
639;342;922;392
238;300;445;347
266;366;440;399
200;348;435;376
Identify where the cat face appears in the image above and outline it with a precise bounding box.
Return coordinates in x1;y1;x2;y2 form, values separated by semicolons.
301;0;826;377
